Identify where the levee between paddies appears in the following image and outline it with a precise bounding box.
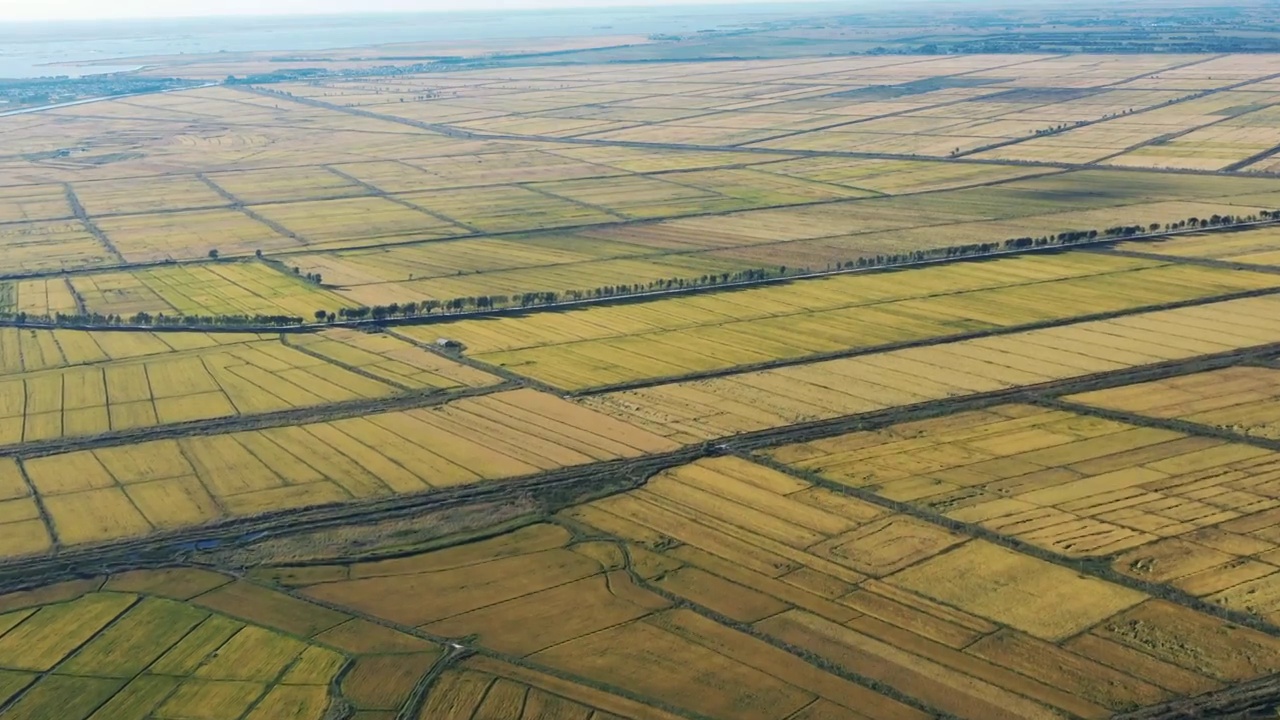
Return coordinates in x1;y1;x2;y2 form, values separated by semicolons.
0;388;676;558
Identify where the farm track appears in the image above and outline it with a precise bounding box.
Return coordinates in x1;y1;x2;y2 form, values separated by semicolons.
195;172;310;243
322;165;483;233
1039;396;1280;452
63;182;125;264
1225;144;1280;173
0;447;703;592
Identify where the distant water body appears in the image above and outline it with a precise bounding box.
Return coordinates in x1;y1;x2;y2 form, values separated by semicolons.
0;4;843;79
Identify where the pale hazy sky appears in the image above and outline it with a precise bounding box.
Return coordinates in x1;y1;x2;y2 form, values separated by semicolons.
1;0;758;22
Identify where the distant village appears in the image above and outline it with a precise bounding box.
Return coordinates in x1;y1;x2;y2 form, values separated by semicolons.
0;74;200;111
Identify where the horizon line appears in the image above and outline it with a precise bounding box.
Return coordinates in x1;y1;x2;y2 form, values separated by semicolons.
0;0;868;25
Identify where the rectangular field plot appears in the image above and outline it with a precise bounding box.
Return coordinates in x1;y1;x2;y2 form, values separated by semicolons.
294;508;926;720
757;158;1058;195
0;337;397;445
97;209;296;262
545;457;1252;719
1114;226;1280;267
433;254;1280;390
0;219;115;273
203;166;369;204
287;329;498;391
402;186;619;233
658;167;879;205
0;184;73;222
0;459;51;556
767;404;1280;558
422;658;693;720
0;328;270;376
308;243;752;308
546;145;793;173
14;388;675;548
1068;366;1280;441
300;193;1280;314
389;148;629;187
9;278;78;317
288;233;626;291
766;398;1280;641
1105;105;1280;171
68;262;353;319
527;175;748;219
250;197;465;248
0;573;357;720
578;294;1280;445
72;175;230;216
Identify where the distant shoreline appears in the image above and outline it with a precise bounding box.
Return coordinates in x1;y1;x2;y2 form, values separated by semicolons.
0;4;809;79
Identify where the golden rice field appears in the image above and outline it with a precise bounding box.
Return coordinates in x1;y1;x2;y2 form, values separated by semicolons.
283;169;1280;309
294;238;755;308
1068;365;1280;441
7;457;1280;718
0;219;115;274
264;456;1276;720
4;68;1280;285
767;404;1280;556
4;388;675;551
5;262;350;321
1114;226;1280;268
277;54;1280;174
0;568;449;720
579;294;1280;444
0;327;273;375
765;400;1280;636
0;184;73;223
59;262;351;320
0;326;495;446
248;196;466;249
96;209;298;263
0;335;403;446
422;253;1280;390
286;328;498;391
73;175;230;217
3;277;79;317
8;51;1280;720
203;166;368;204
